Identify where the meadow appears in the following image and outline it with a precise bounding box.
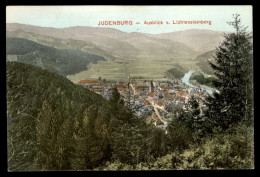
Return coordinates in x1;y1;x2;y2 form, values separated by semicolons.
67;58;208;82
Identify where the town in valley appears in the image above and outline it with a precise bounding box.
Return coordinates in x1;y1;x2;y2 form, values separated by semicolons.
76;75;212;131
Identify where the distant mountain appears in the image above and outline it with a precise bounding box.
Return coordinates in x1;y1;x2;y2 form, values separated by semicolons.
6;23;227;60
6;23;232;80
149;29;225;54
7;30;116;61
6;37;105;76
6;23;143;60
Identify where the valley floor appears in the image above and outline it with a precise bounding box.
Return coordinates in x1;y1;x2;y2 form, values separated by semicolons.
67;59;207;82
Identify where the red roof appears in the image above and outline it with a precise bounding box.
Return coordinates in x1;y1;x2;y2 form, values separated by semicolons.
135;86;149;90
93;88;101;92
156;102;163;107
176;91;187;97
196;93;205;97
152;114;159;120
160;86;171;89
77;80;99;84
144;100;151;105
147;92;154;97
116;84;127;89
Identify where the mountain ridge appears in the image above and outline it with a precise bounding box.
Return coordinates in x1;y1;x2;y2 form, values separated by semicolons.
6;23;226;58
6;23;228;34
6;23;230;81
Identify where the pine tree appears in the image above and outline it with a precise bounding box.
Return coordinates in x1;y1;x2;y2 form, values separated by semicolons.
188;96;201;118
109;87;124;116
206;14;253;129
110;87;121;104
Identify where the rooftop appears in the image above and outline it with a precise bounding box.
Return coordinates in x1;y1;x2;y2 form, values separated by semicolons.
144;100;151;105
152;114;159;120
156;102;163;107
147;92;154;97
93;88;102;92
135;86;149;90
196;93;205;97
176;91;187;97
77;80;99;84
116;84;127;89
160;86;171;89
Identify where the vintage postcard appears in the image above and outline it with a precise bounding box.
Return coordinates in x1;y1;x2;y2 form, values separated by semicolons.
6;5;253;171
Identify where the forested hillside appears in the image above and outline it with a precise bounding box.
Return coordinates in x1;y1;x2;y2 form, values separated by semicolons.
7;62;169;171
6;38;105;76
7;62;254;171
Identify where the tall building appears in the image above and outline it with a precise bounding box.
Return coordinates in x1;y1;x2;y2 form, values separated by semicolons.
150;80;154;93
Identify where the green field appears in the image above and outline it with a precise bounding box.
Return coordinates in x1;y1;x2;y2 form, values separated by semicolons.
67;58;205;82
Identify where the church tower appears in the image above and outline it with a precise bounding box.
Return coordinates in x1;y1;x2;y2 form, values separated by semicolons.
150;80;154;93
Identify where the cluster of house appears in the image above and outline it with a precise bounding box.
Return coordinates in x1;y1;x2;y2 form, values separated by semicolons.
75;78;209;130
77;79;103;94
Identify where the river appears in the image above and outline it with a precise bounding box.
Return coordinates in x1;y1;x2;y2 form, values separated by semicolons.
181;70;213;95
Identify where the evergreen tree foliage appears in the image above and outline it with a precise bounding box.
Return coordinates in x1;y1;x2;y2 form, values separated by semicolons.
206;14;253;129
7;62;109;170
7;62;167;170
110;87;121;104
177;96;202;130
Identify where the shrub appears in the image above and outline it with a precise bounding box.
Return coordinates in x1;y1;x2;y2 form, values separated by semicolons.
173;122;254;169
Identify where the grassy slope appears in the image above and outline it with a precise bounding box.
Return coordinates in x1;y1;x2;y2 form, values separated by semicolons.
67;60;199;82
193;50;217;76
195;50;215;61
195;60;215;76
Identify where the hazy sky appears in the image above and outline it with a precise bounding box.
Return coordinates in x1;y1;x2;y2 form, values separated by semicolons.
6;6;253;34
